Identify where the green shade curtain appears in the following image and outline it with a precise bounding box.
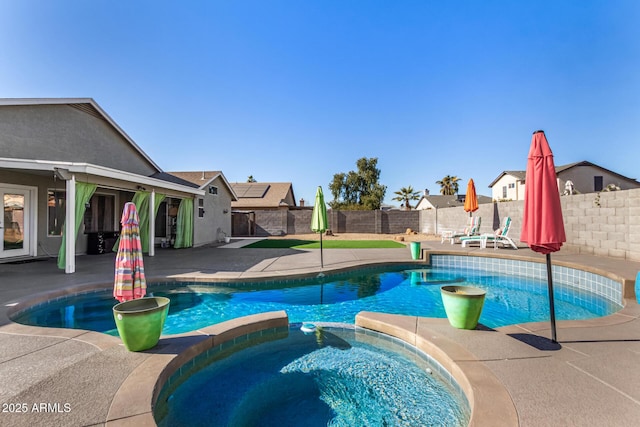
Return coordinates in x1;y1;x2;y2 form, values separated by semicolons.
136;192;166;253
113;192;166;253
57;182;97;269
173;198;193;249
131;192;151;252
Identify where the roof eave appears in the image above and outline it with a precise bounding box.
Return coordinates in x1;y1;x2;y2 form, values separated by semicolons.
0;157;203;196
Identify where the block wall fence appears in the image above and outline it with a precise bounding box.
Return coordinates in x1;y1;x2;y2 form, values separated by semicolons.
235;188;640;261
418;188;640;262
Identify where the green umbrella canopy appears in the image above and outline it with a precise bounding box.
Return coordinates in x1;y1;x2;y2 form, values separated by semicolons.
311;186;328;233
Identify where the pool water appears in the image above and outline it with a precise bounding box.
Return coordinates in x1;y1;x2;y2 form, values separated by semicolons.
155;326;470;426
12;266;620;335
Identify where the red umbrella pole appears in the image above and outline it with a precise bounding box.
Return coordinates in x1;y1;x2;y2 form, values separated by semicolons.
546;254;557;342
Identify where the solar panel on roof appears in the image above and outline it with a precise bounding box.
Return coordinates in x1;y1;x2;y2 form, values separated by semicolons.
244;184;270;197
233;183;270;198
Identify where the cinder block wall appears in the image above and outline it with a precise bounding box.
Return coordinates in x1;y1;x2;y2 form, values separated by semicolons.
419;188;640;261
562;188;639;260
251;209;420;236
253;210;287;236
287;210;313;234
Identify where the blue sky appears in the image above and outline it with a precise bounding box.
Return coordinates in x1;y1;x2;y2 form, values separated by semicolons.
1;1;638;206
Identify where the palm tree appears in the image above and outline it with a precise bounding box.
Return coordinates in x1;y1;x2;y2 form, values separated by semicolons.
436;175;461;195
392;186;421;210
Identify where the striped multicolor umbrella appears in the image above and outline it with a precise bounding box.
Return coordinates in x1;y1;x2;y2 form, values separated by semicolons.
113;202;146;302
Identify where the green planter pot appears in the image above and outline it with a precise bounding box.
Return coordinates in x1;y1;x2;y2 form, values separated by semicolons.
440;285;486;330
410;241;421;260
113;297;170;352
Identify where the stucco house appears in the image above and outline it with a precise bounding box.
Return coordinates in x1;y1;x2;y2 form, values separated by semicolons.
229;182;297;236
489;161;640;201
0;98;227;272
167;171;237;243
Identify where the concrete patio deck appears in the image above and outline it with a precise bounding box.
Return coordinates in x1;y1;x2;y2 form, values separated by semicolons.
1;240;639;426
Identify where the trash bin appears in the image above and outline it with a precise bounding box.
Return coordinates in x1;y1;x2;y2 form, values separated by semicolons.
410;241;421;260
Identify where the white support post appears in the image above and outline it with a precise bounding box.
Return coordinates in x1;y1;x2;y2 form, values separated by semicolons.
149;190;155;257
65;174;76;274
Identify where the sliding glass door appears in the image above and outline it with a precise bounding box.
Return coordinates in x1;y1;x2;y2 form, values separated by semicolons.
1;187;31;258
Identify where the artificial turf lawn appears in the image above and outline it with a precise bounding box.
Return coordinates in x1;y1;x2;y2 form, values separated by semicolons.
243;239;406;249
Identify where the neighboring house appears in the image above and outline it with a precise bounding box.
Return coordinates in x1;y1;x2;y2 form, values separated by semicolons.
415;194;492;210
167;171;237;244
490;161;640;201
0;98;222;272
229;182;297;236
488;171;527;201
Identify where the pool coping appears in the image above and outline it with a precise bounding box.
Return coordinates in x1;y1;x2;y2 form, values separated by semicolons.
3;249;639;426
105;310;509;426
355;311;518;427
7;252;628;321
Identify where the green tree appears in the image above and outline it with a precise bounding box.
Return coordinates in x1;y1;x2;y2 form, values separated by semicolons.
436;175;461;195
247;175;257;183
392;186;420;210
329;157;387;210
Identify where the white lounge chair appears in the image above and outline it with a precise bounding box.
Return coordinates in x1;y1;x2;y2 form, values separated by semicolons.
441;216;481;244
460;217;518;250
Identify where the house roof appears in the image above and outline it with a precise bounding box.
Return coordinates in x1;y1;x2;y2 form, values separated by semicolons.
168;170;238;200
488;171;527;188
151;172;200;188
555;161;638;182
0;157;204;196
0;98;162;173
488;160;639;188
417;194;492;208
230;182;296;209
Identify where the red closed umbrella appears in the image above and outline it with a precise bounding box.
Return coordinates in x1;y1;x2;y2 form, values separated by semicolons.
520;130;566;342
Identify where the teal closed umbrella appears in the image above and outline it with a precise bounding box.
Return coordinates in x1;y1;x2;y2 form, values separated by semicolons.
311;186;328;268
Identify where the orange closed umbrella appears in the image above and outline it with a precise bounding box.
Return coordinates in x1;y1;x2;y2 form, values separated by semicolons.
464;179;478;215
520;130;566;342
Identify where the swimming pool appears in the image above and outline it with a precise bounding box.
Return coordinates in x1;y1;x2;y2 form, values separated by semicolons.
154;325;471;426
12;261;622;335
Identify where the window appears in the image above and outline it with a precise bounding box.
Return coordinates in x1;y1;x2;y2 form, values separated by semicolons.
508;183;515;189
502;186;507;198
47;189;66;236
198;198;205;218
208;186;218;195
594;176;603;192
84;193;116;232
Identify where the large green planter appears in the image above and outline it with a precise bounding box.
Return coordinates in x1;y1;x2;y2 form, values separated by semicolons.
410;241;421;260
440;285;486;329
113;297;170;352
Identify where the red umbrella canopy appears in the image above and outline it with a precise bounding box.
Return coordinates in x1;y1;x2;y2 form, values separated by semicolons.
520;130;566;254
464;178;479;213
